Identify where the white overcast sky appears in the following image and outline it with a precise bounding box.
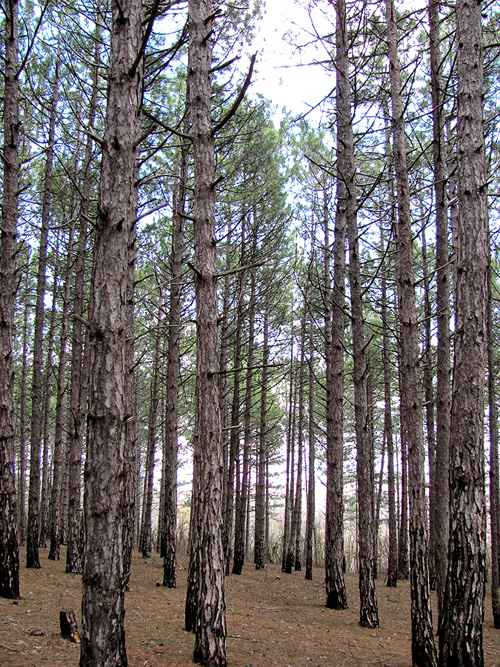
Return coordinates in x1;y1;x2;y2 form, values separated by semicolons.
248;0;335;123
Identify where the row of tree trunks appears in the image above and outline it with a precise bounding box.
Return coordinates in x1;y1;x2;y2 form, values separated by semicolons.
26;58;59;570
48;216;75;561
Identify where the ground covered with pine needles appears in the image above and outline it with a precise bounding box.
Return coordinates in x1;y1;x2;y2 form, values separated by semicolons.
2;547;500;667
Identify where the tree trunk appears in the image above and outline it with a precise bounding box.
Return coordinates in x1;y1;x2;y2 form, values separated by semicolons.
488;256;500;628
324;174;348;609
428;0;451;623
162;137;187;587
187;1;227;663
66;35;99;574
233;271;257;575
380;225;398;589
139;291;163;558
0;0;20;600
79;0;143;663
293;308;306;573
438;1;488;664
27;59;59;570
254;308;269;571
39;257;60;549
49;218;75;561
305;310;315;582
17;260;30;547
420;227;436;591
385;0;437;662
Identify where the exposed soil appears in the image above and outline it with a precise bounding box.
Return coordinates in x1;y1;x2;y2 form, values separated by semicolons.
1;547;500;667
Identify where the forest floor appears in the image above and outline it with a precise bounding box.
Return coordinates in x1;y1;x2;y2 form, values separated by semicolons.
2;547;500;667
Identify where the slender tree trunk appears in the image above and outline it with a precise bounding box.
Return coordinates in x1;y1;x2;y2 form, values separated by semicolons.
284;363;297;575
282;342;294;573
0;0;20;599
139;292;163;558
428;0;451;623
335;0;378;626
233;272;257;575
421;228;436;590
187;2;227;663
223;232;245;574
162;137;187;587
488;257;500;628
27;60;59;570
324;175;348;608
79;0;143;662
49;219;75;561
386;0;436;662
254;308;269;571
293;308;306;573
305;311;315;581
39;256;60;549
66;36;99;574
439;2;488;664
380;226;398;588
17;260;30;547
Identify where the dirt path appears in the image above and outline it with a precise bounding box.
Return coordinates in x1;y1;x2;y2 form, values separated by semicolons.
1;548;499;666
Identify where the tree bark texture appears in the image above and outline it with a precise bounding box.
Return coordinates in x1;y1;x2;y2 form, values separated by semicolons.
187;1;227;663
0;0;20;599
487;260;500;629
79;0;143;663
337;0;378;626
324;176;348;609
428;0;450;620
386;0;437;663
439;1;488;664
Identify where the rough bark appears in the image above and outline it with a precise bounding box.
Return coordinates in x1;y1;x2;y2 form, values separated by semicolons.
17;262;29;547
187;1;227;663
79;0;143;663
428;0;450;620
385;0;437;663
439;1;488;664
0;0;20;600
488;258;500;629
324;175;348;609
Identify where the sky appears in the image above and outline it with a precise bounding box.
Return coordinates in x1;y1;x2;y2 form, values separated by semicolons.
248;0;335;123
